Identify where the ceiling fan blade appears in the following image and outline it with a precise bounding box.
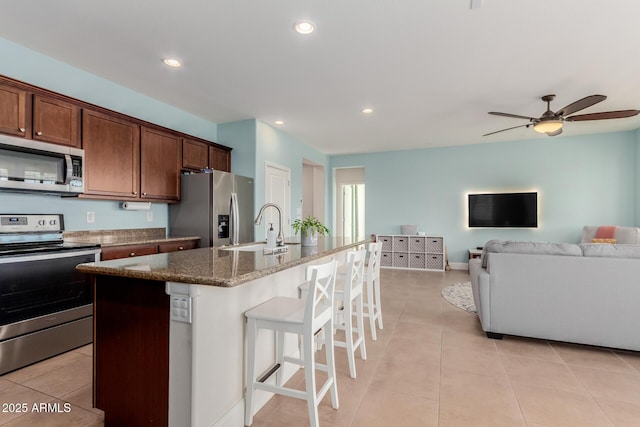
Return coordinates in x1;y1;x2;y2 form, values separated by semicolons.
565;110;640;122
555;95;606;117
483;123;532;136
489;112;537;121
546;128;563;137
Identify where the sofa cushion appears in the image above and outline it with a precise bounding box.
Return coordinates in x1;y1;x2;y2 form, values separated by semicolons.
481;240;582;270
582;243;640;259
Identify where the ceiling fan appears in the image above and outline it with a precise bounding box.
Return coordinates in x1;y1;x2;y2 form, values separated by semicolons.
484;94;640;137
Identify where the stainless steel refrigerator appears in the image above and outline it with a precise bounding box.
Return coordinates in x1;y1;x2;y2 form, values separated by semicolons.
169;171;254;247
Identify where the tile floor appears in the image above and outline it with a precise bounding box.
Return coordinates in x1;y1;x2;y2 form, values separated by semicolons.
2;268;640;426
0;344;103;426
251;268;640;427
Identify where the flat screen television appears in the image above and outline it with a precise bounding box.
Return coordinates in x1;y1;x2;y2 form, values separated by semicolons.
468;192;537;228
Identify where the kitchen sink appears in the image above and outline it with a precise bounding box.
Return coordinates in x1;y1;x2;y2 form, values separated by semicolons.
220;242;299;252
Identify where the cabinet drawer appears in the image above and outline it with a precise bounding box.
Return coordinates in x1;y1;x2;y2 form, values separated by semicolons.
392;252;409;268
426;254;444;270
409;253;425;269
426;237;443;253
409;236;425;252
101;244;158;260
380;252;393;267
392;236;408;252
158;240;198;253
378;235;392;251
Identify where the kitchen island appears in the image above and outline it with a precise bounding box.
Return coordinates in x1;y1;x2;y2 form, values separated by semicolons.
77;237;367;427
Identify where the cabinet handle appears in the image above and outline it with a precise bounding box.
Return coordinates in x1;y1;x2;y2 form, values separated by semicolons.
133;191;138;195
178;246;184;250
19;127;25;132
142;192;147;196
129;252;136;256
36;131;43;136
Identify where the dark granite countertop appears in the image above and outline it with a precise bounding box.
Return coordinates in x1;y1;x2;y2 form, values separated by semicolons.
77;237;369;287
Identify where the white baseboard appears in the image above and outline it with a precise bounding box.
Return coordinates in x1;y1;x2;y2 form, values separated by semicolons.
450;262;469;271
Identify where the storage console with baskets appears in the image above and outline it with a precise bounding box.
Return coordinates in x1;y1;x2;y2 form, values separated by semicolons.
376;234;445;271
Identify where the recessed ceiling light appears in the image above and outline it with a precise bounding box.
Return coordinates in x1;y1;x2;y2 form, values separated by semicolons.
361;108;374;114
275;120;285;125
162;58;182;68
293;21;315;35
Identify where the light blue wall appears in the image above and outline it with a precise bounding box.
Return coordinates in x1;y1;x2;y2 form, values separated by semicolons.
0;193;168;232
0;37;220;231
254;120;330;238
217;119;256;178
330;131;637;263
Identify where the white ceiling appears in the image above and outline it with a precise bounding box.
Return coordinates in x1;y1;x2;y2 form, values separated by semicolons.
2;0;640;155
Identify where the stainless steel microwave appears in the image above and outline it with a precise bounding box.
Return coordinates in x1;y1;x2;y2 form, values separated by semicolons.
0;134;84;195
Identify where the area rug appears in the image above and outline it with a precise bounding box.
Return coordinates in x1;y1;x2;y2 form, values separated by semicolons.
441;282;477;314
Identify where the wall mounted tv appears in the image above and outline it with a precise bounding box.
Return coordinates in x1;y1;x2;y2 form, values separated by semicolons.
468;192;538;228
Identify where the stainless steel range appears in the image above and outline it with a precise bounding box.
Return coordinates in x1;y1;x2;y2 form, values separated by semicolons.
0;214;100;374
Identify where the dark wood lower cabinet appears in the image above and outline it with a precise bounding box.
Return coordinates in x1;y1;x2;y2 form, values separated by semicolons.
94;276;169;426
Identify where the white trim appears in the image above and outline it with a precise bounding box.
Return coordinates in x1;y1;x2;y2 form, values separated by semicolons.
450;262;469;271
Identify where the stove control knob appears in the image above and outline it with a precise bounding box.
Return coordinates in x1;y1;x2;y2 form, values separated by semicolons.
38;219;46;226
49;219;57;225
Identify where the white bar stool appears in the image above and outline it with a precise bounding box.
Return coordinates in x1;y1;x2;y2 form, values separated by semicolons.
363;242;383;340
334;248;367;378
244;259;339;427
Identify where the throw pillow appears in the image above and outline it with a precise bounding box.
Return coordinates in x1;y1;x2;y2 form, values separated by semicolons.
595;225;617;239
590;238;617;244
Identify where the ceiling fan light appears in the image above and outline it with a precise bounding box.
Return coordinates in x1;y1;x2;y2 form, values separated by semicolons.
533;120;563;134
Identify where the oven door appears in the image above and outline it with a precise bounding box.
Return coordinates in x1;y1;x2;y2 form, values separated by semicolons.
0;248;99;340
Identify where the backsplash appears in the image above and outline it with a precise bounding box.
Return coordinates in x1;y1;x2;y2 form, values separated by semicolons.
64;228;166;243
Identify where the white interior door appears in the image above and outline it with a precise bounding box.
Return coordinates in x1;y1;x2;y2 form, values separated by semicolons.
264;162;291;238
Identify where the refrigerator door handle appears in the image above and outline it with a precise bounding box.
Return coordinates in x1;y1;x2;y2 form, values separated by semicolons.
230;192;240;245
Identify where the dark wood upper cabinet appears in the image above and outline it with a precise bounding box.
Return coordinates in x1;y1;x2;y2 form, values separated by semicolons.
209;145;231;172
0;84;29;138
0;75;232;202
141;127;181;201
183;138;232;173
32;95;80;147
182;138;209;171
82;109;140;199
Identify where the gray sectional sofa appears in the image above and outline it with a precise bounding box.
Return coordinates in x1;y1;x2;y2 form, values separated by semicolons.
469;238;640;351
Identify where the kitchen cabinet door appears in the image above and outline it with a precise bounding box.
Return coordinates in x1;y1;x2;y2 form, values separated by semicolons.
0;84;29;138
182;138;208;171
209;145;231;172
82;109;141;199
32;95;80;147
140;127;181;201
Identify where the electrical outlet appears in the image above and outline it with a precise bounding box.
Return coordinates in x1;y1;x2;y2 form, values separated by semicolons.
146;211;153;222
170;296;192;323
86;212;95;223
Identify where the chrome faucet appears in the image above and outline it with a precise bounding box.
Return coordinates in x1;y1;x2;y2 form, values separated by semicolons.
254;203;284;246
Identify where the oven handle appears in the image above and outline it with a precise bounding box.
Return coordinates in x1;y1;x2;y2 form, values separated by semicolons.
0;248;100;264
